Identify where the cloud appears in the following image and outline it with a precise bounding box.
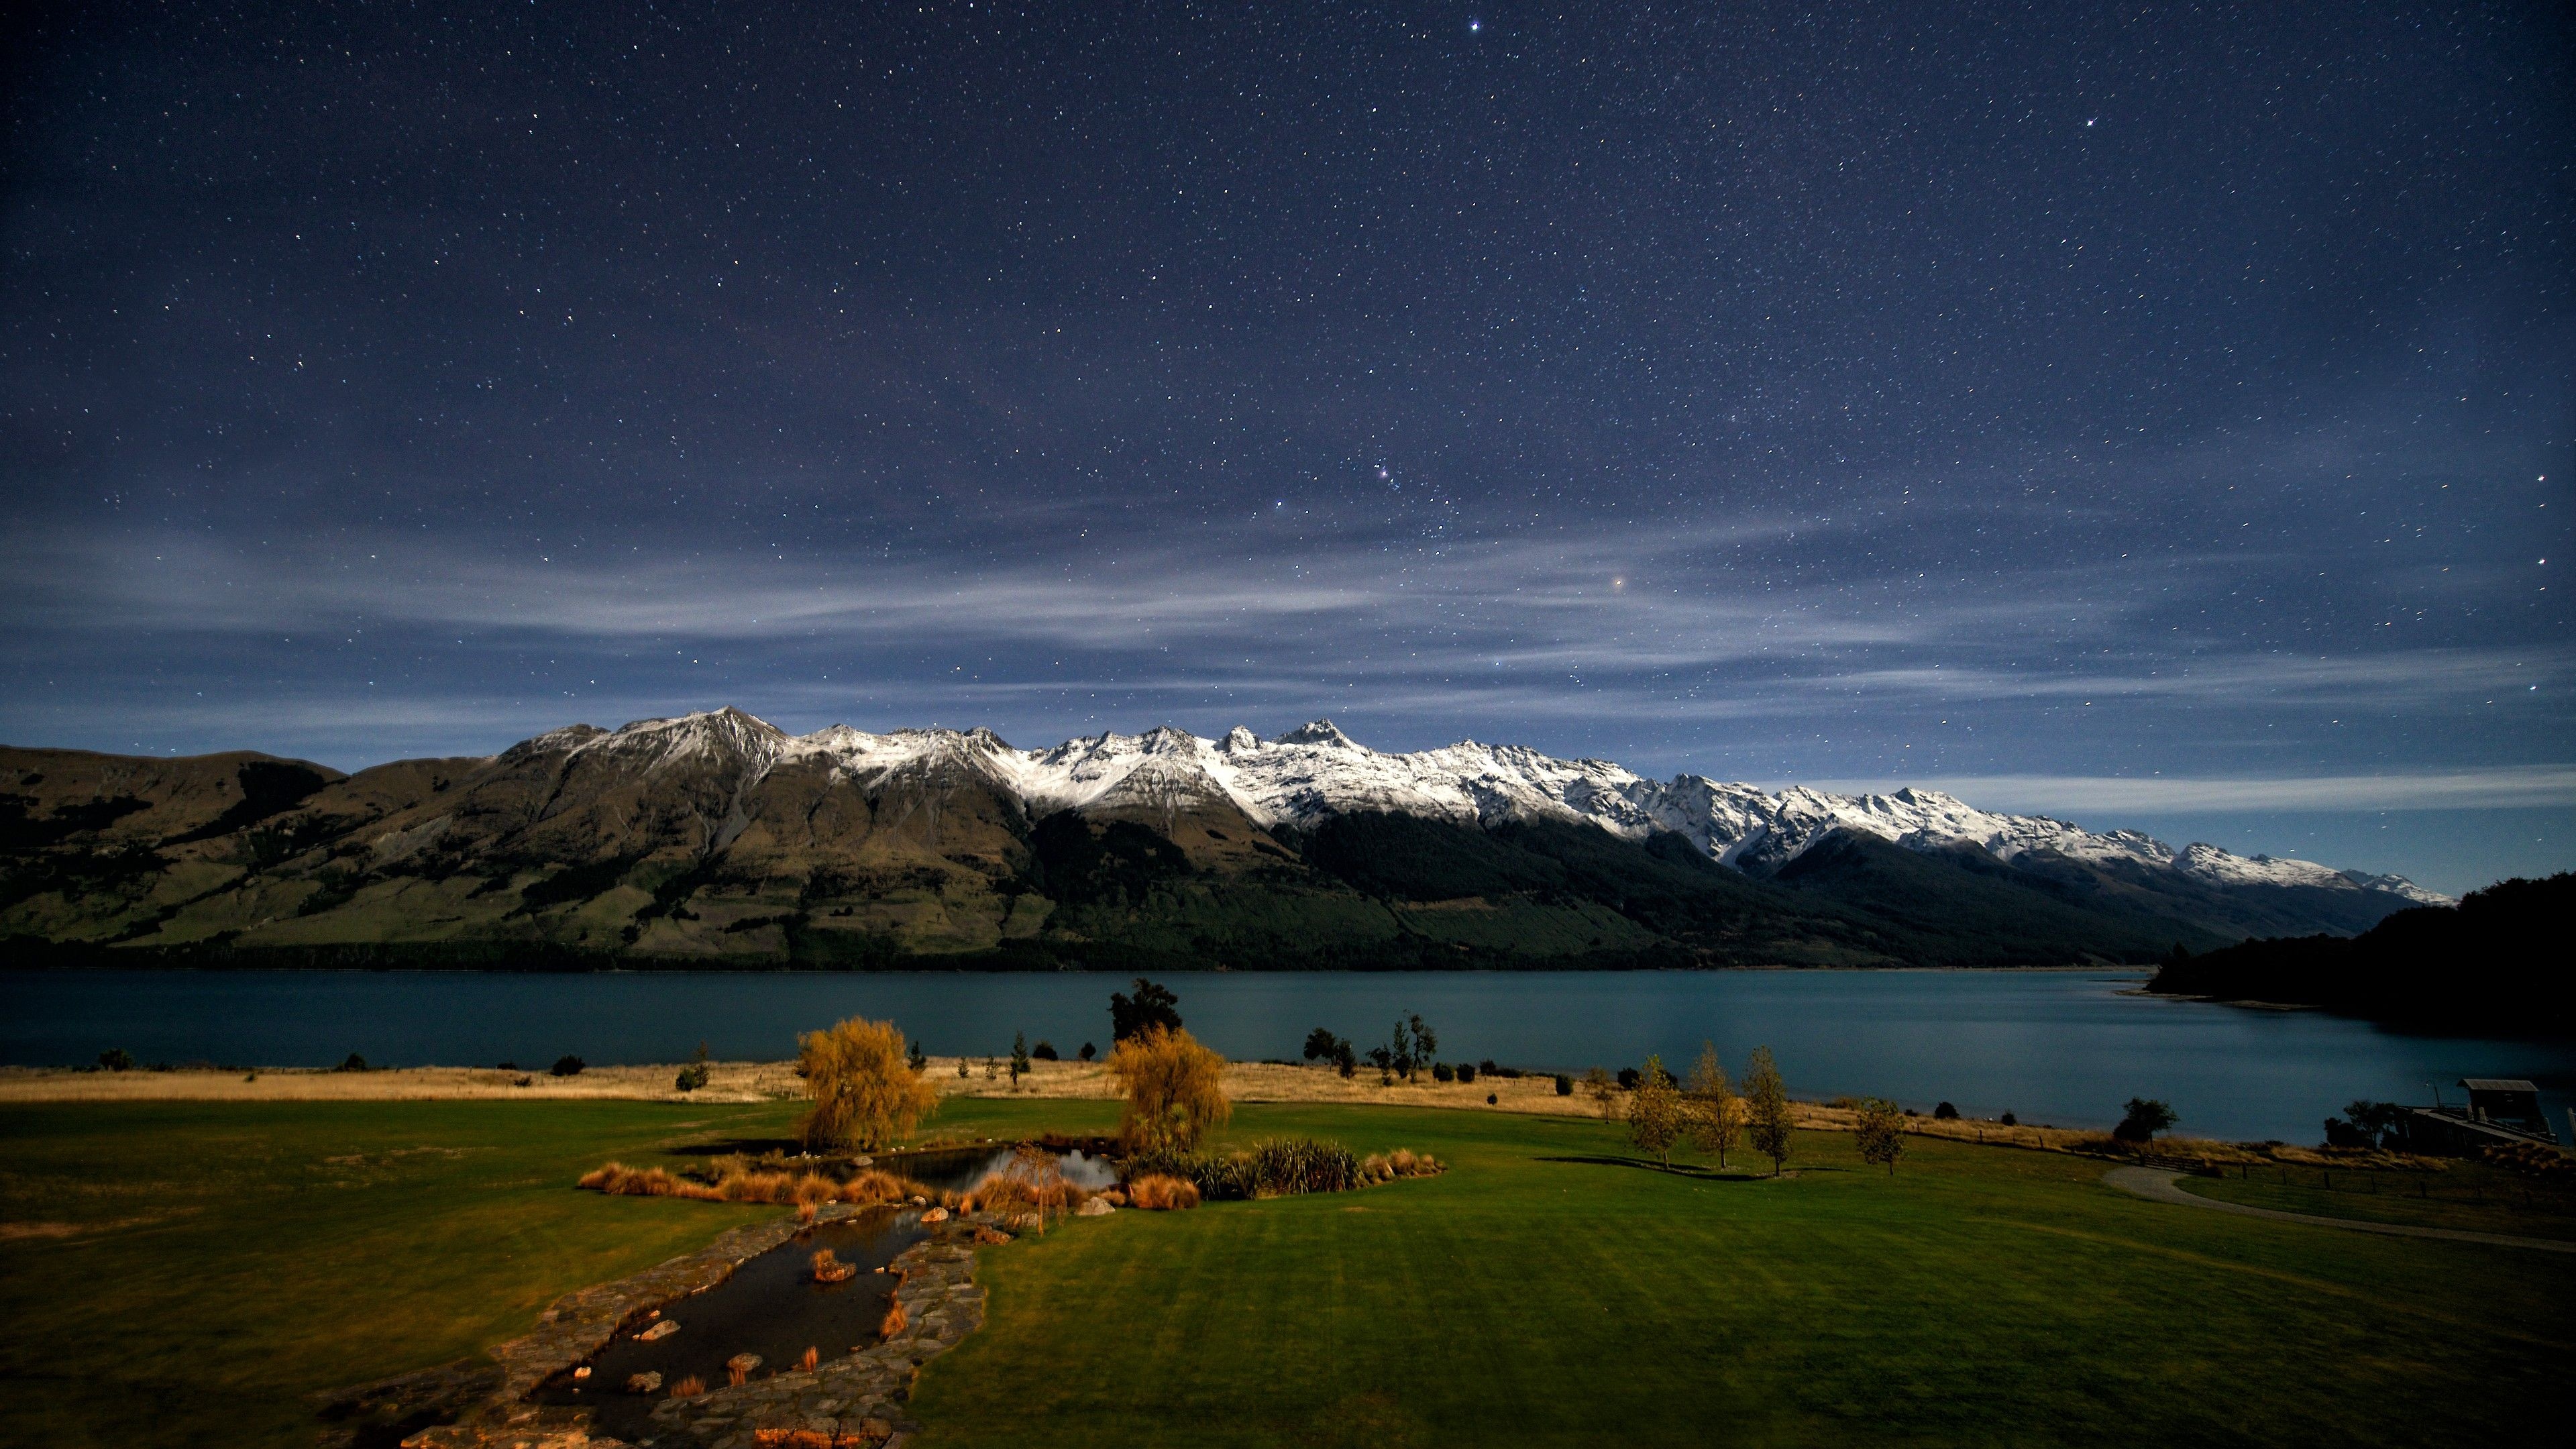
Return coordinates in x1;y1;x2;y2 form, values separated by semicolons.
1805;767;2576;814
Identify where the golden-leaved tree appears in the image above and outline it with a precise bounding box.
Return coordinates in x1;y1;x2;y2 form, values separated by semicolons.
1108;1024;1231;1151
1684;1041;1741;1169
1743;1044;1794;1177
1854;1097;1907;1175
1626;1054;1684;1169
798;1016;939;1152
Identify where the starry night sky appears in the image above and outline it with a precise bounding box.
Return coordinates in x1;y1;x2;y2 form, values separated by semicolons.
3;2;2569;894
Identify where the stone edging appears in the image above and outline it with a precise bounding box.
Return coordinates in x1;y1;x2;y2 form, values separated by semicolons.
644;1226;990;1447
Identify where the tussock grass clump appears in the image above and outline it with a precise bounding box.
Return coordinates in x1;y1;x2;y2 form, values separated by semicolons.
811;1248;856;1283
1125;1174;1201;1210
669;1374;706;1398
797;1345;820;1372
877;1298;908;1340
577;1161;931;1207
1358;1149;1444;1183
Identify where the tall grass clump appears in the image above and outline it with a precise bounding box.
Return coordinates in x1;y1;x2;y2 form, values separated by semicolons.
1123;1136;1362;1200
578;1161;930;1206
798;1017;940;1152
1124;1174;1202;1210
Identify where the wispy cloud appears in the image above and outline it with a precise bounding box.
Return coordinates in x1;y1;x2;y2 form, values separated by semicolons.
1806;767;2576;814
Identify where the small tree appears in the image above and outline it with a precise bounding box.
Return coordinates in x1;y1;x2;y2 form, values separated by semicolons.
1743;1046;1794;1177
1107;1024;1231;1151
1854;1097;1906;1175
97;1047;136;1073
676;1038;711;1093
1010;1032;1031;1087
549;1054;584;1077
1627;1053;1684;1168
1407;1014;1438;1079
798;1017;940;1152
906;1039;928;1073
1303;1026;1343;1063
1109;977;1183;1042
1031;1039;1059;1061
2114;1097;2178;1144
1079;1042;1097;1062
1684;1042;1741;1168
1583;1066;1620;1122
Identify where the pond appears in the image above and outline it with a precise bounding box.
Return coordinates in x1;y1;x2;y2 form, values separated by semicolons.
530;1209;919;1444
7;967;2573;1144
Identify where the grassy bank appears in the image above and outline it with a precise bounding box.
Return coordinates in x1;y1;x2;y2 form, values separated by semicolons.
3;1097;2568;1447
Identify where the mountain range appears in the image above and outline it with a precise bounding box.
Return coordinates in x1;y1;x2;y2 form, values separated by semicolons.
1;709;2445;971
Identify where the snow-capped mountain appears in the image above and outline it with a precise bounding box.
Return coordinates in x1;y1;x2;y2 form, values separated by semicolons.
514;708;2448;908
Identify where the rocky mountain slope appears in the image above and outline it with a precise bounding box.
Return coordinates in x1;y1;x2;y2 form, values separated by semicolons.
1;710;2443;970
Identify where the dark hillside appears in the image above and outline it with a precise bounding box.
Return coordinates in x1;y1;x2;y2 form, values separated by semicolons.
2148;871;2573;1035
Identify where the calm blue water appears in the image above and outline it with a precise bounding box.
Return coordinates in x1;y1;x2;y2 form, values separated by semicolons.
6;969;2571;1145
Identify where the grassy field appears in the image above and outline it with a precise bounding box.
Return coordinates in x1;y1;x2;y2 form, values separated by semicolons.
3;1097;2569;1448
0;1100;779;1446
2182;1161;2576;1242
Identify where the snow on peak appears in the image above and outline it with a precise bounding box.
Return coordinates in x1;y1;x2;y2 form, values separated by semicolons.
499;709;2447;905
1274;719;1363;749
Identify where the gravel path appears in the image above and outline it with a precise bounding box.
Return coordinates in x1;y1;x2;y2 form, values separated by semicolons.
2102;1166;2576;1254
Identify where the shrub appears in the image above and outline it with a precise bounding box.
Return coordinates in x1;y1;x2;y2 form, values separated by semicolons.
1555;1073;1573;1096
1125;1173;1201;1210
551;1055;585;1077
1933;1100;1960;1120
2000;1110;2018;1126
1107;1024;1230;1151
798;1017;940;1152
1617;1067;1641;1091
2114;1097;2178;1144
1432;1061;1455;1083
97;1048;134;1072
675;1063;710;1093
337;1053;370;1073
1487;1092;1497;1105
1122;1137;1360;1199
1456;1062;1475;1084
1031;1040;1059;1061
1079;1042;1097;1061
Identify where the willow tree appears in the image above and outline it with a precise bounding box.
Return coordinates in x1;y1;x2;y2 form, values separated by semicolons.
1743;1045;1794;1177
798;1017;939;1152
1108;1024;1231;1151
1684;1042;1741;1169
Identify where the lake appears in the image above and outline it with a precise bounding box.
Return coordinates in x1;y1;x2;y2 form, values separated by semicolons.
7;968;2571;1145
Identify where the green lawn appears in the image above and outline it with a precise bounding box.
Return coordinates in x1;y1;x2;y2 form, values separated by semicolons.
2182;1161;2576;1242
4;1097;2569;1448
0;1099;778;1447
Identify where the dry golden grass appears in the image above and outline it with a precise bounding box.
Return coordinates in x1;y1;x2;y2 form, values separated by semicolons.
670;1374;706;1398
576;1161;933;1206
0;1059;804;1104
877;1298;908;1340
1126;1174;1201;1210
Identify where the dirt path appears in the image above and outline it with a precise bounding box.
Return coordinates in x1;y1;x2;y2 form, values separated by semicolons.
2102;1165;2576;1254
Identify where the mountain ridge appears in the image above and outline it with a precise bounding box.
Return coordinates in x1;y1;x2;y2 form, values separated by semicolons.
0;709;2444;971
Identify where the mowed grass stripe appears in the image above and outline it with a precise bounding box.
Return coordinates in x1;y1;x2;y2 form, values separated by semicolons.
4;1095;2571;1447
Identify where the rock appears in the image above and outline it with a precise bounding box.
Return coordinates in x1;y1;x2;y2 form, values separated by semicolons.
635;1319;680;1341
626;1371;663;1393
1075;1197;1114;1216
571;1366;590;1380
727;1352;763;1374
918;1206;949;1223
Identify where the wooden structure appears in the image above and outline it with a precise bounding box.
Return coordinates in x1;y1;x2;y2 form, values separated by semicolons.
2398;1077;2561;1155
